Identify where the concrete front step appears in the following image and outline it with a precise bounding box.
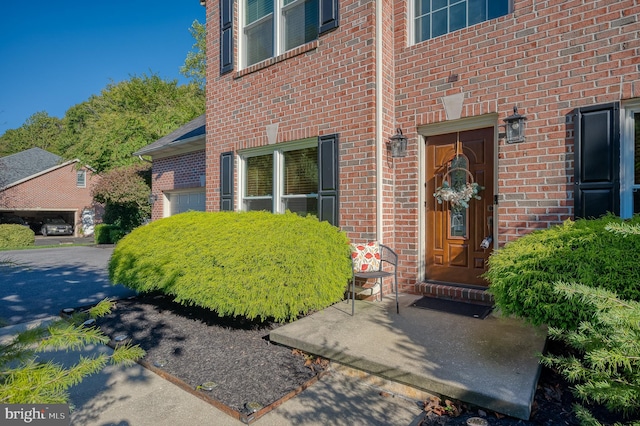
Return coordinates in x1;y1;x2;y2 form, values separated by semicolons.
329;362;436;402
270;293;547;421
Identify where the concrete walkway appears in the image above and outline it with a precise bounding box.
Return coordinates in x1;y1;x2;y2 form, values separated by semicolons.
24;342;424;426
271;293;547;420
0;294;546;425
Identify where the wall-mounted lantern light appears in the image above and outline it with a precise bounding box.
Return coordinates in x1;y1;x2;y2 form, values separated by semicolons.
148;193;158;205
503;106;527;144
388;128;408;158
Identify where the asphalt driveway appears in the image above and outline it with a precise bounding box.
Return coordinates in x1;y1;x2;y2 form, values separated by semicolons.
0;246;136;326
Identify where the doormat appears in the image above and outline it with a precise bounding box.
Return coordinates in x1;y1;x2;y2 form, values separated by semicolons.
410;297;493;319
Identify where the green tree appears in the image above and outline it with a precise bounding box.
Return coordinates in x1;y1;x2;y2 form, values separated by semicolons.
0;112;64;157
65;73;204;172
91;163;152;232
0;299;145;404
180;20;206;92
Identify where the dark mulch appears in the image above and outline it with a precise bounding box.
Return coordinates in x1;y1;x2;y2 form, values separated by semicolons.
95;294;631;425
95;293;325;415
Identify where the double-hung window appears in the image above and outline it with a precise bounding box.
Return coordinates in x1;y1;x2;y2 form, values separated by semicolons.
413;0;510;44
243;0;319;68
76;170;86;188
242;140;319;217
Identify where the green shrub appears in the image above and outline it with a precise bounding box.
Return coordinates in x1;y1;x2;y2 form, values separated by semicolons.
94;224;123;244
541;282;640;422
108;227;126;244
109;211;353;322
0;225;35;249
485;215;640;329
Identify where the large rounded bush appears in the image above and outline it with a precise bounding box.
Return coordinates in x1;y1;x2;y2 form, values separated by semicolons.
0;224;35;249
109;211;352;322
485;215;640;329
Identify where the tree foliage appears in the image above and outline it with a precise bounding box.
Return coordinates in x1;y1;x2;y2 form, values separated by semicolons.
180;20;206;92
0;299;145;404
0;74;204;173
92;163;152;232
1;17;206;172
0;16;206;173
0;112;64;157
63;74;204;172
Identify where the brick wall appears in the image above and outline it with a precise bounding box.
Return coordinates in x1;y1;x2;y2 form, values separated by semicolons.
1;163;99;234
206;0;381;240
151;150;206;219
394;0;640;247
204;0;640;292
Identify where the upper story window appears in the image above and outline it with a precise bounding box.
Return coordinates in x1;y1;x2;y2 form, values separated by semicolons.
76;170;86;188
242;0;319;68
413;0;510;43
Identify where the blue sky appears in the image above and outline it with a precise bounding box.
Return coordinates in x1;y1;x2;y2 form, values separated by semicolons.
0;1;206;135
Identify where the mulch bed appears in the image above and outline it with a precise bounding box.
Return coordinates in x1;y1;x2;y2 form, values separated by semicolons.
94;293;327;420
93;293;630;426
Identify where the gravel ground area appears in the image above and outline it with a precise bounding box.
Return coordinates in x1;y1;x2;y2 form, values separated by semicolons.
95;294;628;425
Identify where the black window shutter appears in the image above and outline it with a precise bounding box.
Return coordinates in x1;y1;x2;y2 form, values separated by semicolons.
318;134;339;226
574;102;620;219
220;151;234;211
319;0;339;35
220;0;233;74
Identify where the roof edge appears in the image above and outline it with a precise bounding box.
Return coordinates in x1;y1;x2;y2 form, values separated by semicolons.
1;159;82;191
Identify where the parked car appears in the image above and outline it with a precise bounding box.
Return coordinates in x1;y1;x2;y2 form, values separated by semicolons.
40;218;73;236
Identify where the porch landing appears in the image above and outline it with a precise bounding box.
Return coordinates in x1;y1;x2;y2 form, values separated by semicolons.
270;293;547;420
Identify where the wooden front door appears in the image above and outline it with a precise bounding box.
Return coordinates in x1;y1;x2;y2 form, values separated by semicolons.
426;127;494;286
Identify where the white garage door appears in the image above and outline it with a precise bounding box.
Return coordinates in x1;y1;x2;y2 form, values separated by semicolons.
168;191;206;216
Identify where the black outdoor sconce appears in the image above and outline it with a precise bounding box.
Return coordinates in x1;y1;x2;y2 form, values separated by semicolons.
148;193;158;205
503;106;527;144
388;128;408;158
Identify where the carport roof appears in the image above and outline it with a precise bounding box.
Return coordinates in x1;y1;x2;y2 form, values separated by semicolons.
133;114;205;159
0;148;72;189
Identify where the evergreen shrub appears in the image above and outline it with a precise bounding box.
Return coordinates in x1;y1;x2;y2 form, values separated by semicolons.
541;282;640;422
485;215;640;329
94;224;123;244
109;211;353;322
0;224;35;249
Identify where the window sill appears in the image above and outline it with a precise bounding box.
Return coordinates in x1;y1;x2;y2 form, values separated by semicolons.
235;40;319;79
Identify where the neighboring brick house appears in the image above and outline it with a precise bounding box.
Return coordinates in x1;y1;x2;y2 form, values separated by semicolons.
196;0;639;301
133;114;207;219
0;148;100;235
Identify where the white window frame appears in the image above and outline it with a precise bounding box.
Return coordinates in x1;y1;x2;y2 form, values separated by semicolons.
238;138;317;213
76;170;86;188
620;99;640;218
410;0;512;46
240;0;318;69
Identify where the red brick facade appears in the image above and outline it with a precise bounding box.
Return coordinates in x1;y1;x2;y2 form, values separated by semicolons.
150;150;206;219
204;0;640;295
1;162;99;235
